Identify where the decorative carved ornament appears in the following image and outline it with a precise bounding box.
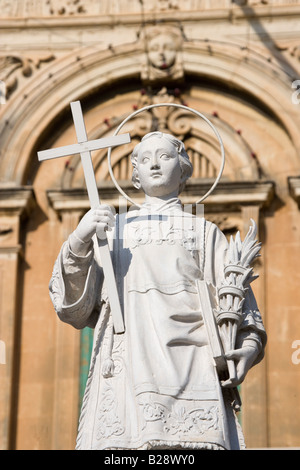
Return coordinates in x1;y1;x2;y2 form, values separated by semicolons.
276;40;300;64
0;54;55;100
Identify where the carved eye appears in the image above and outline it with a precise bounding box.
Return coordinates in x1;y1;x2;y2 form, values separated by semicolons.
150;44;160;52
142;156;150;164
160;153;171;160
164;43;175;52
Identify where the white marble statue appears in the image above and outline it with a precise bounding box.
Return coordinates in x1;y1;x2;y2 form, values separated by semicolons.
49;132;266;450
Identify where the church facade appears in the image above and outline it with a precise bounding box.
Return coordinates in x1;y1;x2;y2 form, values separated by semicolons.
0;0;300;449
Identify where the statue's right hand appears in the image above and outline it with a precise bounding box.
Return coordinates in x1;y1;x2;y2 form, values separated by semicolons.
75;205;115;243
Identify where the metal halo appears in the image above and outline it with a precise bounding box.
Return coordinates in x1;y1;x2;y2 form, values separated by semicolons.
107;103;225;206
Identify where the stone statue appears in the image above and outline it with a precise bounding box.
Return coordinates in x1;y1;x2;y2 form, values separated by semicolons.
49;131;266;450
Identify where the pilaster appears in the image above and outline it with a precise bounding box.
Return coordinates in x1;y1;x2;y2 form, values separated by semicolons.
0;186;35;450
47;193;84;450
288;177;300;207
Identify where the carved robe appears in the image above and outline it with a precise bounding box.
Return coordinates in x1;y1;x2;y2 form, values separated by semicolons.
49;199;266;450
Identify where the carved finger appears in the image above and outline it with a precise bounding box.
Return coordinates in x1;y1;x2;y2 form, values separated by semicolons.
94;210;115;223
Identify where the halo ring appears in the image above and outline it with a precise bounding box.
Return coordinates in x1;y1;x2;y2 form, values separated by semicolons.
107;103;225;206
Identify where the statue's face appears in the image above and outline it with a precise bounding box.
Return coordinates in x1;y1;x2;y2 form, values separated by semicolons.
148;34;177;70
136;136;182;197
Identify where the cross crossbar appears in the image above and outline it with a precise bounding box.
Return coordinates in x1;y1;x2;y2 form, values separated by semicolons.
38;135;130;161
38;101;130;333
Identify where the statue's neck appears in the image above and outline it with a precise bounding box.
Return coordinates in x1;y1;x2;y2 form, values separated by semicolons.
142;194;182;212
144;190;179;206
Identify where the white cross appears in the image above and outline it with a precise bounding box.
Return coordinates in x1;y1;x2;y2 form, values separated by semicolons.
38;101;131;334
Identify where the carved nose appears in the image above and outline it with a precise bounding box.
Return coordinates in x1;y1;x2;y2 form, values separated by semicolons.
151;162;160;169
150;155;160;169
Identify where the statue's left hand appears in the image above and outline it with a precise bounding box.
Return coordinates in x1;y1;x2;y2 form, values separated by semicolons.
221;346;259;388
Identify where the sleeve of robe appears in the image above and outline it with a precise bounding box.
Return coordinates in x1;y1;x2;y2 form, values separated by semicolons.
49;234;104;330
204;221;267;367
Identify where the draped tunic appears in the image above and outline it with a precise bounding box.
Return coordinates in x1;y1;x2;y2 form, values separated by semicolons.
49;199;266;450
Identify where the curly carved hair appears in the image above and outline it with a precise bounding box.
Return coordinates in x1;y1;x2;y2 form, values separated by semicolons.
130;132;193;194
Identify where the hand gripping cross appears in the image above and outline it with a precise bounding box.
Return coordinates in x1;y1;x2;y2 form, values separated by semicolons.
38;101;131;333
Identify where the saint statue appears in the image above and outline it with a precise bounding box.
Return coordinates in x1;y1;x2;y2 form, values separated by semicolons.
49;132;266;450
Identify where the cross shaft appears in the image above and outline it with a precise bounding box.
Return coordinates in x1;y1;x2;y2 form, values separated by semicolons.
38;101;130;333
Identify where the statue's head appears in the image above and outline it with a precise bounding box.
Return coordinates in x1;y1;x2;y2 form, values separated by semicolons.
148;33;177;70
131;132;193;197
140;25;183;81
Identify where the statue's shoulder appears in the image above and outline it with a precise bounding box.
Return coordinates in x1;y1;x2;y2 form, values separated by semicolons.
199;217;218;232
201;217;226;240
205;218;219;230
